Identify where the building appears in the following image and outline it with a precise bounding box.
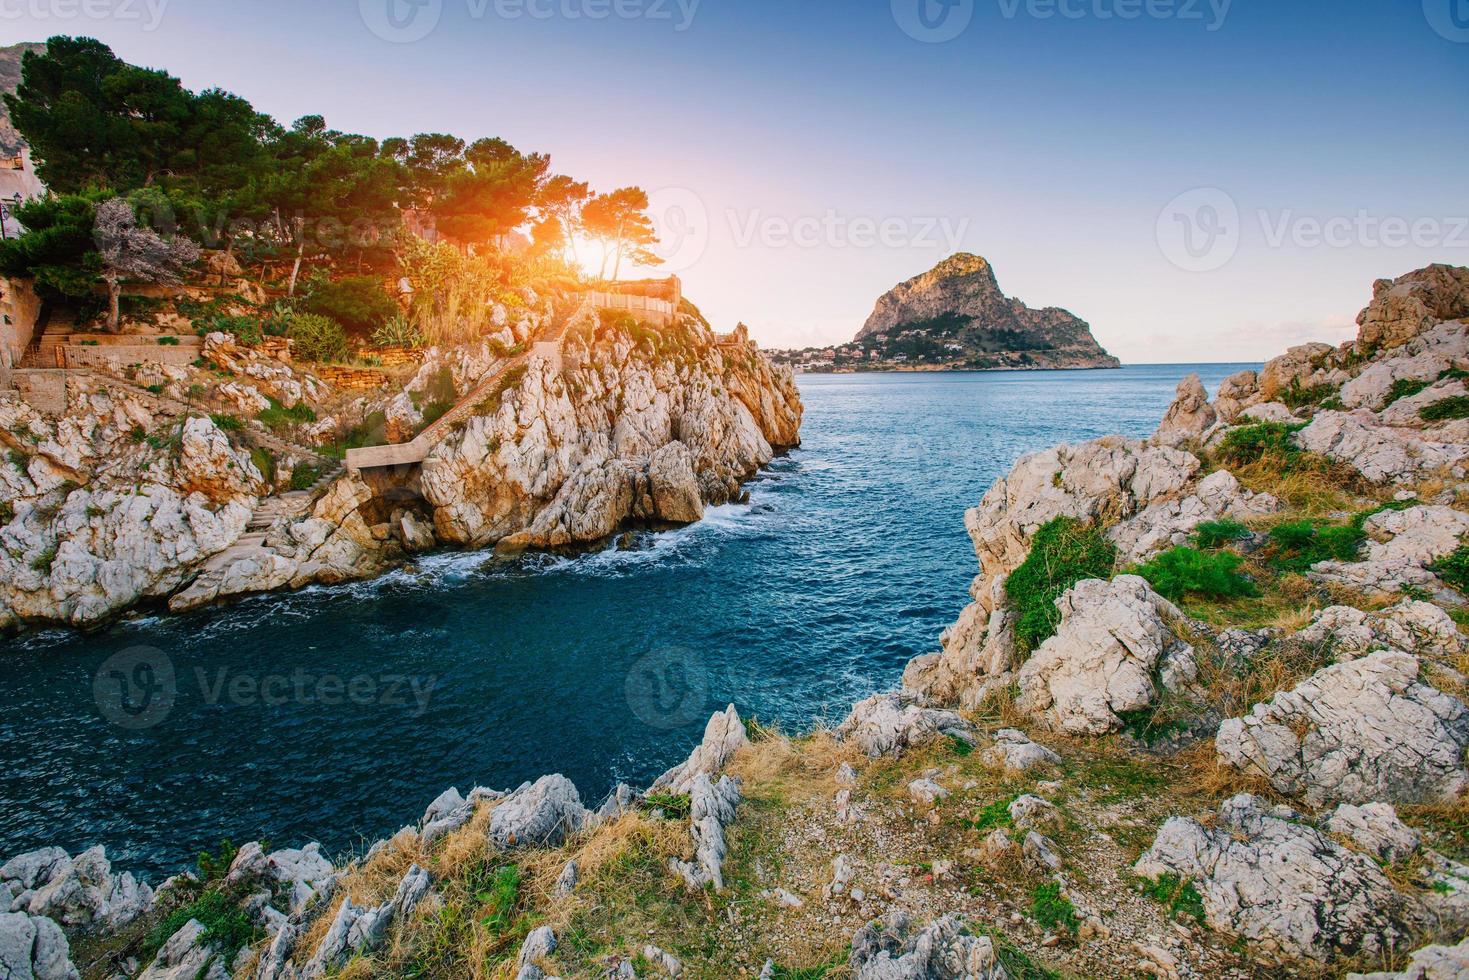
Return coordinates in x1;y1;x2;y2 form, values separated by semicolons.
0;149;46;239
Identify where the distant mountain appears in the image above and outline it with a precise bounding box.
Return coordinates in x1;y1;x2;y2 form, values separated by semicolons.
854;253;1119;370
0;42;44;156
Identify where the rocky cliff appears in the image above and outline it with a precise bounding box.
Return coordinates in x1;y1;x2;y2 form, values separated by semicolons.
0;296;802;630
855;253;1120;370
10;266;1469;980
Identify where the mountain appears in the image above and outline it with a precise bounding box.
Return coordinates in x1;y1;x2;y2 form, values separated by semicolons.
0;42;43;155
853;253;1120;370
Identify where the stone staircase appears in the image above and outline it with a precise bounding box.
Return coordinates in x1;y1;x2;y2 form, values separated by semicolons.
346;332;566;472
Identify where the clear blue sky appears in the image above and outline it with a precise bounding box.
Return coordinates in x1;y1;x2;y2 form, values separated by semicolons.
5;0;1466;361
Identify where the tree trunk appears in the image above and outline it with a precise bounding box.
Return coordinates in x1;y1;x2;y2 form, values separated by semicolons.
287;231;305;298
106;279;121;333
598;245;610;281
612;246;623;282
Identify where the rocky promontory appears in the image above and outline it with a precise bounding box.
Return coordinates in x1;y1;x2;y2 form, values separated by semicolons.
0;294;801;630
774;254;1121;372
9;264;1469;980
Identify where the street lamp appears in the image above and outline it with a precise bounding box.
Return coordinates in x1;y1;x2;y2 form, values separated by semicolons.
0;194;22;240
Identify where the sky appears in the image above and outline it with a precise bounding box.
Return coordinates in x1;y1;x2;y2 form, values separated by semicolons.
3;0;1466;362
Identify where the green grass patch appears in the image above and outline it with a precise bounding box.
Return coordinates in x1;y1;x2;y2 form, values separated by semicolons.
1421;397;1469;422
1030;882;1079;934
289;463;321;491
641;791;692;819
471;863;522;936
1006;517;1116;654
1386;378;1431;404
140;888;260;967
1279;380;1336;409
1215;422;1306;467
257;397;317;429
980;928;1064;980
1265;519;1364;573
970;796;1016;833
1431;546;1469;592
1192;519;1250;549
1136;873;1206;925
1134;546;1257;601
209;413;243;432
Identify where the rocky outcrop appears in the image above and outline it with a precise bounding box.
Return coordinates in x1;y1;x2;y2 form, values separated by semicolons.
836;692;976;758
1135;794;1409;963
857;253;1118;371
1355;264;1469;352
848;911;1007;979
1294;411;1469;483
0;911;78;980
0;846;152;934
1214;651;1469;806
1153;374;1217;447
981;729;1060;773
651;705;749;794
669;773;741;892
1296;601;1463;662
489;775;593;851
300;864;430;979
1016;576;1195;736
1310;505;1469;595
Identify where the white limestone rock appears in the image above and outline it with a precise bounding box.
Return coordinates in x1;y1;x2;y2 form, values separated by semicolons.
0;912;78;980
1215;651;1469;806
1152;373;1217;447
1107;468;1278;563
981;729;1061;773
0;845;153;933
1297;601;1464;662
1324;803;1422;863
907;778;948;805
836;692;975;758
488;775;592;851
1008;795;1059;832
1293;411;1469;484
1135;794;1409;963
300;864;429;979
1349;937;1469;980
669;773;741;893
850;911;1007;979
138;919;228;980
651;704;749;794
1017;576;1192;736
1311;505;1469;595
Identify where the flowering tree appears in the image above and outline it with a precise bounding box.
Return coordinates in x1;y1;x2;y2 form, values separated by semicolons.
94;197;200;332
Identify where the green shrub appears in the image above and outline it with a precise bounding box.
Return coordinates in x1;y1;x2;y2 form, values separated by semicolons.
641;791;692;819
141;889;259;966
201;314;263;346
287;313;349;363
250;447;277;484
289;463;321;491
196;839;240;882
303;275;398;333
156;335;179;346
1136;873;1206;925
370;315;425;349
1432;546;1469;592
31;545;57;573
1192;519;1250;549
257;397;317;429
1215;422;1305;466
129;425;147;443
970;797;1016;832
472;863;522;936
1030;882;1078;934
1279;380;1336;409
1421;397;1469;422
1267;519;1364;572
1440;368;1469;383
1134;547;1257;601
209;413;243;432
1006;518;1116;653
144;383;164;394
1386;378;1430;404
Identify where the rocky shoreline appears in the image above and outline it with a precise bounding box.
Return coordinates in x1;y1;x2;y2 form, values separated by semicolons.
7;264;1469;978
0;297;802;633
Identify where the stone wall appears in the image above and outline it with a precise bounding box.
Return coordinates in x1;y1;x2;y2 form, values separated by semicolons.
9;369;67;414
354;346;424;368
317;364;389;390
0;278;41;367
60;344;200;370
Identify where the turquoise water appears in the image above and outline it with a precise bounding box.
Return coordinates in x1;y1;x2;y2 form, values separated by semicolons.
0;365;1251;877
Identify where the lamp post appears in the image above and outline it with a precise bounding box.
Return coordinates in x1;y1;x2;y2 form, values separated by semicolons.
0;194;21;239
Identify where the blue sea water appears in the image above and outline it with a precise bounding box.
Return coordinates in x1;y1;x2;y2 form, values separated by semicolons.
0;365;1252;878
